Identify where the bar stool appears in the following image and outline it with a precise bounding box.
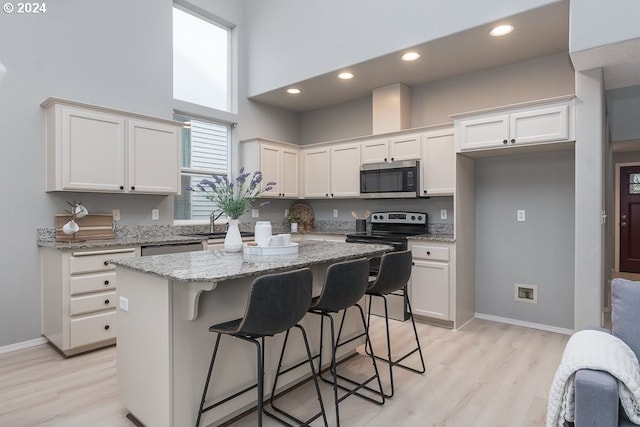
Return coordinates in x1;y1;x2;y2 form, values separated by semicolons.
195;268;328;427
270;258;385;427
339;250;426;398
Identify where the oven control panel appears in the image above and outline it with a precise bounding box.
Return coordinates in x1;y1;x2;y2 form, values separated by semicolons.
370;211;427;225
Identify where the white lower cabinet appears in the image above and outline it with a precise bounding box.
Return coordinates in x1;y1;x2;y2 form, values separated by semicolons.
41;246;138;356
409;241;454;323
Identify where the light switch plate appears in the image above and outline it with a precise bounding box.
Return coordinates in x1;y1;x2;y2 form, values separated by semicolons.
151;209;159;220
119;296;129;312
440;209;447;220
333;209;338;218
112;209;121;221
517;210;526;222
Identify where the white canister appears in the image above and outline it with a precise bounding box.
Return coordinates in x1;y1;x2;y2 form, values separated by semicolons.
254;221;272;247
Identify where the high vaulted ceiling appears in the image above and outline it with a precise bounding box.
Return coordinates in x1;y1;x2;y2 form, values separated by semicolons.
249;1;570;112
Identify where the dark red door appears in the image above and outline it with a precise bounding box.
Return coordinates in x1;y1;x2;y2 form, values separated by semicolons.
620;165;640;273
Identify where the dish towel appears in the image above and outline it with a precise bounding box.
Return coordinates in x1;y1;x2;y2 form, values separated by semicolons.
546;329;640;427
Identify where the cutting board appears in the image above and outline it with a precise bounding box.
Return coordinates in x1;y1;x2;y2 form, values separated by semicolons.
55;214;114;242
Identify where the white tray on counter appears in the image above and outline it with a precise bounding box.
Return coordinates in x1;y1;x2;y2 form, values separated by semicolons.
242;242;299;255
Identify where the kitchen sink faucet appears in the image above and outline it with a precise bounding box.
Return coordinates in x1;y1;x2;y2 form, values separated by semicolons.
210;210;225;233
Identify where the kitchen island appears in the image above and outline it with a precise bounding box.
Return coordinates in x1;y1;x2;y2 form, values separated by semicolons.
111;240;391;427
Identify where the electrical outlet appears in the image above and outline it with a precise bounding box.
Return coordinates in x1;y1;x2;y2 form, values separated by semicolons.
517;210;526;222
151;209;159;220
440;209;447;220
119;296;129;312
252;209;259;218
333;209;338;218
112;209;121;221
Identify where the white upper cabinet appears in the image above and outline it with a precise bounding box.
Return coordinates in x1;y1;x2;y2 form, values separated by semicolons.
421;127;455;196
329;142;361;197
127;119;181;194
361;133;421;164
302;147;330;198
240;139;300;198
301;142;360;198
43;98;181;195
454;97;574;154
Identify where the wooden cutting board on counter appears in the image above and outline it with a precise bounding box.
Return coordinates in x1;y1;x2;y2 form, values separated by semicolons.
55;214;114;241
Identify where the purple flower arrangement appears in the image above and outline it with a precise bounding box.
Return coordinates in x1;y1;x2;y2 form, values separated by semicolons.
186;168;276;219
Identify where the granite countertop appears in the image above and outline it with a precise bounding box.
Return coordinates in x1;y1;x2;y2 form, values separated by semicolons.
408;234;455;242
110;240;392;283
37;234;205;250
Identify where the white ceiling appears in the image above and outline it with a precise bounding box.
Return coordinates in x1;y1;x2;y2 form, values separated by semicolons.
249;1;570;113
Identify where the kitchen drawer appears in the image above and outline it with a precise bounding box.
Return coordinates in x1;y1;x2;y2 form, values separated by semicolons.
70;291;116;316
70;310;116;348
411;244;450;262
69;248;136;274
69;271;116;295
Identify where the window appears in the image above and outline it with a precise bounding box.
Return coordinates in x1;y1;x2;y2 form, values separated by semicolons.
173;5;230;111
174;116;230;220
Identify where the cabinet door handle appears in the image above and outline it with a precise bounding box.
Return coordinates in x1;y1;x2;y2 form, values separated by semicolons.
510;139;516;144
331;193;334;197
426;251;431;255
325;193;328;197
103;261;109;266
391;157;394;161
104;280;110;285
104;325;110;330
384;158;387;162
423;190;427;194
130;186;136;190
503;139;508;144
120;185;124;190
412;262;415;266
104;299;110;305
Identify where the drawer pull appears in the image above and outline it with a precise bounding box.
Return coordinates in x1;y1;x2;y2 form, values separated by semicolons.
426;251;431;255
104;325;110;330
103;261;109;266
104;280;110;285
104;299;110;305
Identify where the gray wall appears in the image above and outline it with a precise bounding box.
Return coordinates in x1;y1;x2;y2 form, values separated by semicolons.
243;0;560;96
475;150;575;329
608;85;640;142
0;0;176;346
299;53;575;144
0;0;298;347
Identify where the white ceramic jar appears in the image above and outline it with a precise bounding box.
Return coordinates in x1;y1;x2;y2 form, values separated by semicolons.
254;221;272;247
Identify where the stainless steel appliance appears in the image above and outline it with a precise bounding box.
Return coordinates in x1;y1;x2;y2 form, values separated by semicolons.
359;160;419;198
346;211;428;321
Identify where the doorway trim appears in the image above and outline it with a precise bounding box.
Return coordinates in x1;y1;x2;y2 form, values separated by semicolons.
614;161;640;272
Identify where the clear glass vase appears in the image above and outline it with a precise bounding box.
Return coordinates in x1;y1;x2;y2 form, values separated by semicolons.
224;219;243;252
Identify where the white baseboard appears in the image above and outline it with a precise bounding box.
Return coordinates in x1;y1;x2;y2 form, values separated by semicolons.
474;313;574;336
0;337;48;355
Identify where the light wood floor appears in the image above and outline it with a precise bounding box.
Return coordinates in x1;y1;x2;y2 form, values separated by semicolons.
0;318;568;427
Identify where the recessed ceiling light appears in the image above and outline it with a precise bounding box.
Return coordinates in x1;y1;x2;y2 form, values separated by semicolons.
286;88;301;95
338;72;354;80
489;24;514;37
401;52;421;62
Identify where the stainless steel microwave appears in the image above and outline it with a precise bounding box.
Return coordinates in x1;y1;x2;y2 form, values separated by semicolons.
360;160;419;198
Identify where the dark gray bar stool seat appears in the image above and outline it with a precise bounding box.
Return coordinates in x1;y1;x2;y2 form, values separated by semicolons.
338;250;426;398
270;258;385;427
195;268;328;427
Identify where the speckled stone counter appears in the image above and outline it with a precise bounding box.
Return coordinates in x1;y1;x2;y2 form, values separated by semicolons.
111;240;392;282
408;234;456;242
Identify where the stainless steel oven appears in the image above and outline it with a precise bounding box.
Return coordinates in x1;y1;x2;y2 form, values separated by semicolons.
346;211;428;321
360;160;419;198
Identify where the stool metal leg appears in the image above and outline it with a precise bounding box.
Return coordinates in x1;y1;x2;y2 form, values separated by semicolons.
266;325;329;427
365;287;426;398
196;333;222;427
321;305;385;411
